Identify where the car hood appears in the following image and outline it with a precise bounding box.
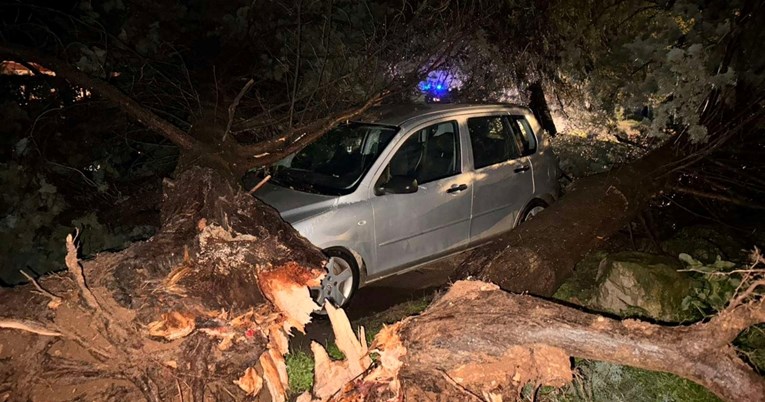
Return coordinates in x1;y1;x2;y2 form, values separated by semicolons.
254;183;339;223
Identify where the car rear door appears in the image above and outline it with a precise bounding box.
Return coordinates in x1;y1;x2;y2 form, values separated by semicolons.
370;119;472;276
467;114;535;243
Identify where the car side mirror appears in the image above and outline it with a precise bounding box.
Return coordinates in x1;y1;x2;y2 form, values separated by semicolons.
375;176;418;195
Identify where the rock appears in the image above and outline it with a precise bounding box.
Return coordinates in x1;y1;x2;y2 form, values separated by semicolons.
591;252;697;322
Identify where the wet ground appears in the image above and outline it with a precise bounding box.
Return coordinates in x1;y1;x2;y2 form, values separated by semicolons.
293;258;458;350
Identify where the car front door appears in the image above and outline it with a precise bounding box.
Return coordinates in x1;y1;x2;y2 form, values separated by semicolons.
467;114;535;243
370;120;472;276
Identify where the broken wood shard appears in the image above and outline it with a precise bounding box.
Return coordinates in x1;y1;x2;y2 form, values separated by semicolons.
325;302;371;375
234;367;263;396
147;311;196;340
260;349;288;402
258;261;323;333
305;303;374;401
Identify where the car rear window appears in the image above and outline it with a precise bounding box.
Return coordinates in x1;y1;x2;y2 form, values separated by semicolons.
467;115;535;169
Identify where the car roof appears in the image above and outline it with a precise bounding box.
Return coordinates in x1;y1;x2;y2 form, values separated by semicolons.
356;103;531;127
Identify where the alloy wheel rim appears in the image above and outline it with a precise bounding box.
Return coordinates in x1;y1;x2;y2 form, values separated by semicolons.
525;206;545;222
312;256;354;308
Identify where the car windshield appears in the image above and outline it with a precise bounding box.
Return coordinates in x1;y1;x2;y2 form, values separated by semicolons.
271;123;398;195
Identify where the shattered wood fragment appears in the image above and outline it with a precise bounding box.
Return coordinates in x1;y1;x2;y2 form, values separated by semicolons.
147;311;196;340
258;261;323;333
325;302;371;374
260;349;288;402
234;367;263;396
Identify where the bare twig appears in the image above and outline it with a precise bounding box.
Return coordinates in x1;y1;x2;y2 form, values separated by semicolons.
223;78;255;142
65;230;102;312
672;186;765;210
247;175;271;195
19;270;63;309
289;0;303;128
0;318;62;337
729;279;765;309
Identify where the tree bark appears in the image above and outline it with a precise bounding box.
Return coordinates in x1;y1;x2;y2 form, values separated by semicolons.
0;167;326;401
324;281;765;402
457;145;676;296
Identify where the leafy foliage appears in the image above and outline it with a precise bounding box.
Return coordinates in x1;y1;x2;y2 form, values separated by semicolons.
679;254;739;314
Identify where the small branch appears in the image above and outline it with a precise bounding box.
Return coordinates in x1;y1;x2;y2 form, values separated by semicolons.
237;91;389;167
223;78;255;142
247;175;271;195
19;270;63;309
0;319;62;337
672;186;765;210
289;0;303;128
65;230;103;312
728;279;765;310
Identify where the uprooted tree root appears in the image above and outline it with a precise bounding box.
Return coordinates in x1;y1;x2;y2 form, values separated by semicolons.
300;280;765;402
0;167;326;401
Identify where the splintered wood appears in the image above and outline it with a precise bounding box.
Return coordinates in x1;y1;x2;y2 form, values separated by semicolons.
298;302;375;402
258;261;323;333
146;311;196;340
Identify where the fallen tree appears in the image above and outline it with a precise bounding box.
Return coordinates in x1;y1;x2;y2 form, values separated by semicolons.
302;277;765;402
1;1;765;401
0;167;326;401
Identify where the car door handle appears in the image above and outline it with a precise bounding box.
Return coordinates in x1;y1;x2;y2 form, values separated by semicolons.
446;184;468;193
514;165;530;173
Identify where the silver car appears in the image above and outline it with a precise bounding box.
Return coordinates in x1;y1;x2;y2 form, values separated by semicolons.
256;104;560;307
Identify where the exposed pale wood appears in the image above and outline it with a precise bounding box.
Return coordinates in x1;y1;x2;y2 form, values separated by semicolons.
65;231;103;312
306;304;374;401
234;367;263;396
325;302;371;375
0;319;62;337
260;349;288;402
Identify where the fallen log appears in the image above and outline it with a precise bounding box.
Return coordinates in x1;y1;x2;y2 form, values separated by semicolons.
304;280;765;402
457;145;676;296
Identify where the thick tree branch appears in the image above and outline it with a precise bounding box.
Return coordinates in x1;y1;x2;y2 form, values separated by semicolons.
332;281;765;402
0;44;202;152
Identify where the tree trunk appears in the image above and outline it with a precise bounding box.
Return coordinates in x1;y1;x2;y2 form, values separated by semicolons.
528;81;557;136
457;145;675;296
315;281;765;402
0;167;326;401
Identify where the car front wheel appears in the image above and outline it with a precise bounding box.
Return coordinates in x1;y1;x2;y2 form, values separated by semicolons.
310;248;360;311
520;199;549;223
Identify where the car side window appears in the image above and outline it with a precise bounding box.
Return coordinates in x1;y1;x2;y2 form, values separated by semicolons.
467;116;521;169
381;120;460;186
508;116;537;156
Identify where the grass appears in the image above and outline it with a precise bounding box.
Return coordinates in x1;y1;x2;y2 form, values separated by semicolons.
285;349;314;395
536;360;721;402
285;293;435;397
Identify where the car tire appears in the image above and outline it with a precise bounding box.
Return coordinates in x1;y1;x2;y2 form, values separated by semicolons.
519;199;549;224
310;248;360;312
